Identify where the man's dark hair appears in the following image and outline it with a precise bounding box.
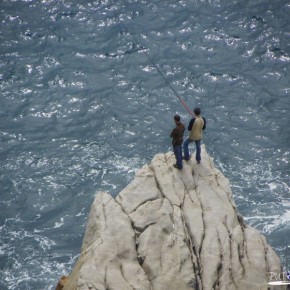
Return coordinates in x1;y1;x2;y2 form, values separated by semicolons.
174;114;181;122
194;107;201;115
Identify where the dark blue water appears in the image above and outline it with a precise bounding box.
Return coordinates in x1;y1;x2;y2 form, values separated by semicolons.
0;0;289;289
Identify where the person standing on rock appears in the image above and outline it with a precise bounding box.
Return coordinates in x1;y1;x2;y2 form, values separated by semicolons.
170;114;185;170
183;107;206;164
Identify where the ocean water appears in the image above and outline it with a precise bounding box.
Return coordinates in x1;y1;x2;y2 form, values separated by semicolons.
0;0;289;289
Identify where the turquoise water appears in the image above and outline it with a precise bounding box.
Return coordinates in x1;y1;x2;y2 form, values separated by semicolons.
0;0;289;289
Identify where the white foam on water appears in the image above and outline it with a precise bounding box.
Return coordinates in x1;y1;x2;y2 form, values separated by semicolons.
263;204;290;233
0;244;8;255
75;208;85;217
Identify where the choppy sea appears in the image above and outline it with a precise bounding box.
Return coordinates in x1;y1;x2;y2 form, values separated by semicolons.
0;0;289;289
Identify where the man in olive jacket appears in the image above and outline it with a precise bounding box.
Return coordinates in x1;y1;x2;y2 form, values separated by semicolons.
170;114;185;170
183;108;206;163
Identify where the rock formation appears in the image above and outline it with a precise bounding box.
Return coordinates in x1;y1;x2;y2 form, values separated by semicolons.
62;145;282;290
56;275;68;290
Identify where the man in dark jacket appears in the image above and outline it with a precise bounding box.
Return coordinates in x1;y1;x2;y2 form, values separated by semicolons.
170;115;185;170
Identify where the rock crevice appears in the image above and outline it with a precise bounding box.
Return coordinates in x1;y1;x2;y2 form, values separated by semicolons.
63;146;282;290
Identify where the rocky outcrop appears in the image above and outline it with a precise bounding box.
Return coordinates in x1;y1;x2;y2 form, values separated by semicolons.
56;276;68;290
63;145;282;290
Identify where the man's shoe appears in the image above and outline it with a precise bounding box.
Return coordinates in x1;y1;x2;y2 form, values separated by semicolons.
182;156;190;161
173;164;182;170
197;160;201;164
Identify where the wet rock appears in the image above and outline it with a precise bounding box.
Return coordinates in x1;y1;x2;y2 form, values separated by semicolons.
55;275;68;290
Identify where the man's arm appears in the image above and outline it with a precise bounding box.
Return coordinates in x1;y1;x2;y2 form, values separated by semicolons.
202;117;206;130
170;127;176;138
188;118;195;131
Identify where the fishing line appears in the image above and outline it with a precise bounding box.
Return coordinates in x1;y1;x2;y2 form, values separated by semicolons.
119;21;194;117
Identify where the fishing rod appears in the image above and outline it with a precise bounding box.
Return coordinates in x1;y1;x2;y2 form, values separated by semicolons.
119;21;195;118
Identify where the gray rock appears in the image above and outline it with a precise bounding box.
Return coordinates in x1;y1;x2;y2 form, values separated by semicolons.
63;145;283;290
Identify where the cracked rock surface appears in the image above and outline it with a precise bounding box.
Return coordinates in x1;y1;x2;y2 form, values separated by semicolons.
63;145;282;290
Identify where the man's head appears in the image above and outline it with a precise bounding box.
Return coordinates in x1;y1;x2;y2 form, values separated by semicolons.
194;107;201;116
174;114;181;124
